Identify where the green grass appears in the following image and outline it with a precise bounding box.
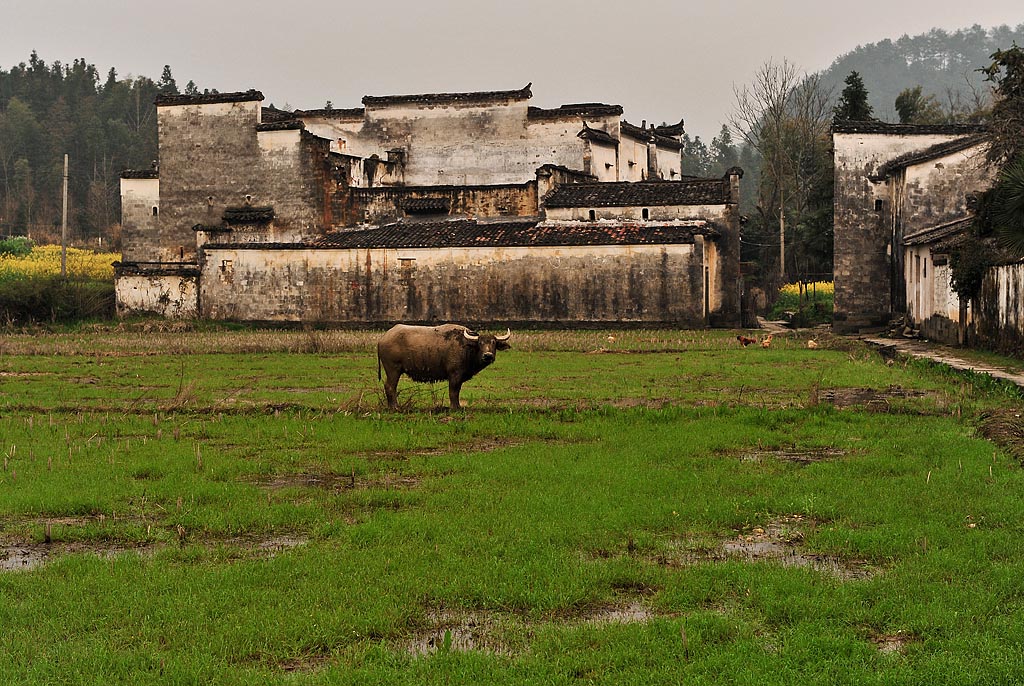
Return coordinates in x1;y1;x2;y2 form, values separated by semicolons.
1;328;1023;683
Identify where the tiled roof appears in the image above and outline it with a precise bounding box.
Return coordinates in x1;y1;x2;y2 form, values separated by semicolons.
903;216;974;246
652;134;683;151
402;197;452;214
223;206;275;223
653;119;685;137
313;218;714;249
832;120;986;135
536;164;596;180
871;135;989;180
527;103;624;120
578;124;619;145
620;120;651;142
543;179;731;208
255;120;305;132
120;169;158;179
362;84;533;108
155;89;263;107
294;107;365;119
261;106;295;122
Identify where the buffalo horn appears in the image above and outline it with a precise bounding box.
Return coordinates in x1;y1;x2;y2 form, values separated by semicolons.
495;328;511;341
463;329;480;341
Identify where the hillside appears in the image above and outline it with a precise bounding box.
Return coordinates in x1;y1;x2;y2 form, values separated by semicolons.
819;23;1024;121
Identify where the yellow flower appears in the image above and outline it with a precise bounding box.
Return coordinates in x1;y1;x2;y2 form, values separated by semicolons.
0;245;118;280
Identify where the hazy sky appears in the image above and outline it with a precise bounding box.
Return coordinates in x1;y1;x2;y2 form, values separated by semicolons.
2;1;1022;139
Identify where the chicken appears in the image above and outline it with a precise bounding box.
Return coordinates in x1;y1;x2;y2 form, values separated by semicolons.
760;333;773;348
736;334;758;347
807;339;819;349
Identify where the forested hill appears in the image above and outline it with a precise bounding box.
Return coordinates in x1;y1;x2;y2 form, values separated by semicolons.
818;24;1024;122
0;52;192;245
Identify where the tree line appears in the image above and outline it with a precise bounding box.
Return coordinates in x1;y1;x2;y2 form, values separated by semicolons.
0;53;198;246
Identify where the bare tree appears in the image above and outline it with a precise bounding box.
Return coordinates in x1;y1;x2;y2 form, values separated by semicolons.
730;60;834;281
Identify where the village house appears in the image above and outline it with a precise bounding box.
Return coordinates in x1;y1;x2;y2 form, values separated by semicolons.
832;121;997;343
116;85;743;327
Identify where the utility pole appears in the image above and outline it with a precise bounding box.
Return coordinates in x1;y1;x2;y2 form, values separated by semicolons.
779;190;786;283
61;154;68;279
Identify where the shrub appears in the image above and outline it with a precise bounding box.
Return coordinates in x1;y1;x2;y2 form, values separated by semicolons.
0;275;115;325
0;236;34;257
769;281;834;326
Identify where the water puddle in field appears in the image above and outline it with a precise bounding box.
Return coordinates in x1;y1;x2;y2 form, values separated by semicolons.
648;514;879;581
737;447;847;464
820;386;938;411
403;599;659;657
0;532;308;573
872;631;919;654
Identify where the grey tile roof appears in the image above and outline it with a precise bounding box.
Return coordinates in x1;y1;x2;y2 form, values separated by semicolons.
871;135;989;180
528;103;624;120
120;169;158;179
255;120;305;132
155;89;263;107
313;218;714;249
832;120;986;135
578;124;618;145
362;84;533;108
294;107;366;119
620;120;651;142
223;206;275;223
543;180;731;208
902;216;974;246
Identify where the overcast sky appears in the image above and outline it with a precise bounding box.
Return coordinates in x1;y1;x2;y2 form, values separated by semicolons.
2;1;1021;139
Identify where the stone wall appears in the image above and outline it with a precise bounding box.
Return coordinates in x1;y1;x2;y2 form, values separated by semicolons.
119;176;159;262
975;263;1024;352
199;242;710;326
833;127;981;332
115;272;198;319
346;184;539;226
153;98;336;262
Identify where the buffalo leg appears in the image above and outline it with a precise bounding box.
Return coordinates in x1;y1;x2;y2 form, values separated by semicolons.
383;370;400;410
448;379;463;410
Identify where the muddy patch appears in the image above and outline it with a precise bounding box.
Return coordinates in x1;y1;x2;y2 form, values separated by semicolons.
651;515;878;580
871;630;919;654
1;541;151;572
737;447;847;464
403;599;659;657
1;532;308;573
404;609;513;657
820;386;938;411
253;471;422;491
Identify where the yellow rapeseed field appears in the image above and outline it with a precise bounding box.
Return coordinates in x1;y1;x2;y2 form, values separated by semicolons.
780;280;833;297
0;245;119;280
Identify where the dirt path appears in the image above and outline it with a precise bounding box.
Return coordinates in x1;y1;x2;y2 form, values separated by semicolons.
862;337;1024;391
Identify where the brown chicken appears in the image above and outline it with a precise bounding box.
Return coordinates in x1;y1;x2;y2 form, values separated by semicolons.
760;334;773;348
737;334;758;347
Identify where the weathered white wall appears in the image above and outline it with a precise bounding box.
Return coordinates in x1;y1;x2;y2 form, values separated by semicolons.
657;146;682;180
120;177;160;262
833;130;981;331
199;240;711;325
545;205;730;222
116;274;198;319
299;105;624;186
619;133;648;182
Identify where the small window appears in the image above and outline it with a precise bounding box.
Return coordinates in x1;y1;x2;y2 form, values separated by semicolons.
588;209;596;221
152;206;158;217
874;199;883;212
642;208;650;220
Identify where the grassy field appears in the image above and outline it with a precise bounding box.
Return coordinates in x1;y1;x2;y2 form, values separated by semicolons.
1;325;1024;684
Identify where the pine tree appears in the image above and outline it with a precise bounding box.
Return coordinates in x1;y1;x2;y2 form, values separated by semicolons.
158;65;178;96
833;71;874;122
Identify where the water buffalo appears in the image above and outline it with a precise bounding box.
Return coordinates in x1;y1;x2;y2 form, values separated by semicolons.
377;324;511;409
